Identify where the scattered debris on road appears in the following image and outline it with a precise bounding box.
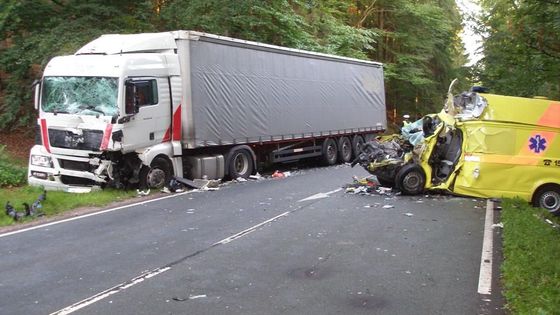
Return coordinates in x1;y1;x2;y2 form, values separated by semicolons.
4;191;46;221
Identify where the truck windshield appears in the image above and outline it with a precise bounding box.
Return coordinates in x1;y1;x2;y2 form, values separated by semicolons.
41;76;118;116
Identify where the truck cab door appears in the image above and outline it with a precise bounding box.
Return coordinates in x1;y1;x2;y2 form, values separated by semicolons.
122;77;171;152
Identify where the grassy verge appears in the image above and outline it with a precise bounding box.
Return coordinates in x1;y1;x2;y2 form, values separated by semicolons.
0;185;137;227
0;145;27;187
501;199;560;314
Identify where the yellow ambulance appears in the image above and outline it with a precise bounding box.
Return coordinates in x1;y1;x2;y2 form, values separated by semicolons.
354;84;560;215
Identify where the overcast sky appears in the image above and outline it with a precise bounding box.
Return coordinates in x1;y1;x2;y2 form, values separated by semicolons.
456;0;483;66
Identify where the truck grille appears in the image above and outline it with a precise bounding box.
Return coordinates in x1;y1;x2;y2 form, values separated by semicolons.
60;175;96;186
59;159;91;172
48;129;104;151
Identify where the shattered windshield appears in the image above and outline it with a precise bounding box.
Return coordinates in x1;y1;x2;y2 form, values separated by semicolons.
41;77;118;116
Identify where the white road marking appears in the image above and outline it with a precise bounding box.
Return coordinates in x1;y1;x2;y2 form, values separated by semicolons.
298;188;342;202
478;200;494;295
213;211;291;245
50;267;171;315
0;191;193;239
50;187;340;314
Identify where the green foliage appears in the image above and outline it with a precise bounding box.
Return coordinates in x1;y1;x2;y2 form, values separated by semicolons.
475;0;560;99
501;199;560;314
354;0;465;116
0;145;27;187
0;0;466;130
0;185;137;226
0;0;155;130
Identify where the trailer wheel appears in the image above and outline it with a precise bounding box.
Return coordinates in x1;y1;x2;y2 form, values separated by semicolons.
321;138;338;165
533;185;560;216
395;164;425;195
140;156;172;189
226;146;255;180
338;137;352;163
351;135;365;159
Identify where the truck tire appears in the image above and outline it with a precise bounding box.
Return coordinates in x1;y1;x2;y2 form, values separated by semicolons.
395;164;425;195
533;185;560;216
321;138;338;166
338;137;352;163
140;156;172;189
351;135;365;159
226;146;255;180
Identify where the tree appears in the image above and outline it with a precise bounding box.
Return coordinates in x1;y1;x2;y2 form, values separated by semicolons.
0;0;155;130
474;0;560;98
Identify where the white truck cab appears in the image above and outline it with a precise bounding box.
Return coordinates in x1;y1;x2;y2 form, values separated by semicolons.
29;33;182;191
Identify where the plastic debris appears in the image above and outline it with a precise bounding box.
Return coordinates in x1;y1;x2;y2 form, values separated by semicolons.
249;173;262;180
382;205;394;209
4;191;47;222
491;222;503;229
137;189;151;196
174;176;204;189
272;170;285;179
235;177;247;182
403;213;414;217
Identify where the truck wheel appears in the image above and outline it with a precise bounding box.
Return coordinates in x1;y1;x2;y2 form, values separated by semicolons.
351;135;365;159
140;156;172;189
533;185;560;216
395;164;425;195
226;147;254;180
338;137;352;163
321;138;338;165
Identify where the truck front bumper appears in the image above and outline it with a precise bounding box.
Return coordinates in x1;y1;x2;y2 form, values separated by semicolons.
27;145;104;192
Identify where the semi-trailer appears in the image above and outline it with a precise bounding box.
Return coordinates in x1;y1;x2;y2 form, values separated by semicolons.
28;31;386;191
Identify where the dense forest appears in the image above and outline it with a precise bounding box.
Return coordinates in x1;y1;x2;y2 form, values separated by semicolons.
0;0;558;131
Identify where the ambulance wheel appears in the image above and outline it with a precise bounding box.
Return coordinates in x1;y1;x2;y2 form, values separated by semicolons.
140;156;172;189
226;146;255;180
533;185;560;216
351;135;365;159
338;137;352;163
321;138;338;166
395;164;425;195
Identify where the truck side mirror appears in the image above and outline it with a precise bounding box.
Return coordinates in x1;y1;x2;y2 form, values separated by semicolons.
32;79;41;110
125;80;140;115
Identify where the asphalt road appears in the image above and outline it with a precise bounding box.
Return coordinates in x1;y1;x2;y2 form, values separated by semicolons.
0;164;501;314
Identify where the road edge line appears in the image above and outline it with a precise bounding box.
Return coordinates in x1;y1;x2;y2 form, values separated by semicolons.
0;191;192;239
478;199;494;295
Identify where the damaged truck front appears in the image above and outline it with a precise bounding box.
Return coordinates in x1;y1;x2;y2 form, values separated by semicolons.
353;81;560;214
29;31;386;192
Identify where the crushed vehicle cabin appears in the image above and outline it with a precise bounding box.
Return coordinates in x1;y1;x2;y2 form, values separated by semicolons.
29;31;386;192
352;80;560;215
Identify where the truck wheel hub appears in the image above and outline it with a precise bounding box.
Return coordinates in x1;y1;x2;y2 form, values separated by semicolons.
147;168;166;188
234;153;249;174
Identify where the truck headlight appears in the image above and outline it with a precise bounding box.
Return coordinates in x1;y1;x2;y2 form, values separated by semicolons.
31;155;53;168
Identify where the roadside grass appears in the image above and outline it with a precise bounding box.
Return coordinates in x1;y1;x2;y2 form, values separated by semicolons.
0;145;27;187
0;185;137;227
501;199;560;314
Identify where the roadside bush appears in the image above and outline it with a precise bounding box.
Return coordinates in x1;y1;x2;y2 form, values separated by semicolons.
0;145;27;187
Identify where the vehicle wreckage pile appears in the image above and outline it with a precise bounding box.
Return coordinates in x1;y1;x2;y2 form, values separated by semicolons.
350;86;488;195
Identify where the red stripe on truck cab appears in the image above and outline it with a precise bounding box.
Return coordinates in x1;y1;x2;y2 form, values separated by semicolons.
40;119;51;153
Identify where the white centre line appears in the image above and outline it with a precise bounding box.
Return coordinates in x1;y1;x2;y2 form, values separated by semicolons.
51;267;170;315
478;199;495;295
298;188;342;202
49;188;338;314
